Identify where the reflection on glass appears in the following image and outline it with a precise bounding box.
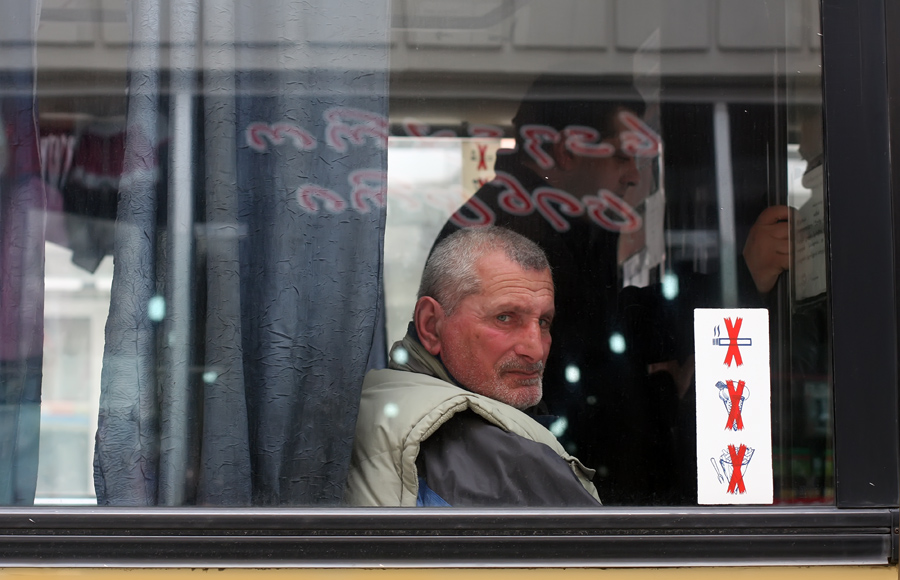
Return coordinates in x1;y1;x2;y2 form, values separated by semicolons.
0;0;828;506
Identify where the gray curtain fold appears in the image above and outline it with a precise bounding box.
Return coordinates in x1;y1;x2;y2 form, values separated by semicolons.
94;0;389;506
93;0;164;506
0;0;45;507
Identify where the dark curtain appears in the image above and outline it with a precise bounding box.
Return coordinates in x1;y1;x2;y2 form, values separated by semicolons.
0;1;44;506
93;0;389;506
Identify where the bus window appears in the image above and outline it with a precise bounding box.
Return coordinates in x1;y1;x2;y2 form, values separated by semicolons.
0;0;830;509
382;1;830;507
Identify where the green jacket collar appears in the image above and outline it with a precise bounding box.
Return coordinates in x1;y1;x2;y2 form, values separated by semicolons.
388;325;457;386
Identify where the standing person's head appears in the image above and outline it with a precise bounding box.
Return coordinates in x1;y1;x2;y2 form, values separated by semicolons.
415;227;554;410
512;75;646;200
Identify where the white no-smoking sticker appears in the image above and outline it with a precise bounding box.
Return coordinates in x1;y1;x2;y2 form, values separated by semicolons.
694;308;773;505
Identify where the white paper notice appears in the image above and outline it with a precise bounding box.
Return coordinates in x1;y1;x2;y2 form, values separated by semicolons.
694;308;773;505
792;164;827;301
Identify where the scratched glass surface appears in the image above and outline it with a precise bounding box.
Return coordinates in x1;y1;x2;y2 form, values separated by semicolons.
0;0;829;506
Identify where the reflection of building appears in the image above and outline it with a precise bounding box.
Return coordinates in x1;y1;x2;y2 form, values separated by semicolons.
37;244;112;502
34;2;821;78
31;0;823;349
19;0;831;504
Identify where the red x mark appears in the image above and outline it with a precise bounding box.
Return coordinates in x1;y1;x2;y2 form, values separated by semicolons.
725;380;745;431
727;444;747;494
476;144;489;170
723;317;744;367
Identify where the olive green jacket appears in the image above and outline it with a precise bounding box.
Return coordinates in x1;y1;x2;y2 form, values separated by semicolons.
344;334;599;506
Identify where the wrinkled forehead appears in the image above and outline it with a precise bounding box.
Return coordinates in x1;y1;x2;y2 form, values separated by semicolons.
473;253;555;301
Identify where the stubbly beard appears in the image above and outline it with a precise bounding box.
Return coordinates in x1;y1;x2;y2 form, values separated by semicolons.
440;332;547;410
490;359;544;410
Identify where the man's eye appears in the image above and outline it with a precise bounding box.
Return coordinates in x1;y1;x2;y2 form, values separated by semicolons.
497;314;510;322
539;318;552;328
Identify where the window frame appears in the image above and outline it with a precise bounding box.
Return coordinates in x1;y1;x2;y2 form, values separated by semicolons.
0;507;894;567
824;0;900;509
0;0;898;568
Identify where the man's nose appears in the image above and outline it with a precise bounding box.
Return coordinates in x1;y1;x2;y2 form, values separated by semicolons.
515;321;546;361
622;157;640;187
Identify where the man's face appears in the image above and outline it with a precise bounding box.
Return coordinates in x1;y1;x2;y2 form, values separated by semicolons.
564;110;641;200
437;252;555;410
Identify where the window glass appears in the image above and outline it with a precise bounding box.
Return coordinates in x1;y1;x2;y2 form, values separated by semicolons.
0;0;830;507
383;0;830;506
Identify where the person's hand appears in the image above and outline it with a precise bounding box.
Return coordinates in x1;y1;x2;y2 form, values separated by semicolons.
743;205;791;294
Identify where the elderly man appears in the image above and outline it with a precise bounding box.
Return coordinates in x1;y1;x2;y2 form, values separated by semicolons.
345;227;601;507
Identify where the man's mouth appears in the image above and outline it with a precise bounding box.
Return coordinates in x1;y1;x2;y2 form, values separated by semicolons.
499;360;544;383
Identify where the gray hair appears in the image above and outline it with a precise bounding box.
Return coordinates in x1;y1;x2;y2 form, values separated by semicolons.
418;226;551;315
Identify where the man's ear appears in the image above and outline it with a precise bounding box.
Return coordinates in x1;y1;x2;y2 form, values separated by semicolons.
414;296;444;356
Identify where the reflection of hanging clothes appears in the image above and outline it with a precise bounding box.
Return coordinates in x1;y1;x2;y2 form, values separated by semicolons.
39;119;78;249
0;75;46;506
62;119;126;273
39;128;76;192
